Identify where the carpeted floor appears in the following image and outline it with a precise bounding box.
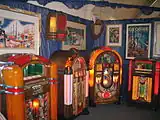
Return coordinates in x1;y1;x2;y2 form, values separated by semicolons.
76;104;160;120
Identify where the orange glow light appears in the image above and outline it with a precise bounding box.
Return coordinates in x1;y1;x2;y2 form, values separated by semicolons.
33;99;39;109
89;69;94;87
50;16;57;32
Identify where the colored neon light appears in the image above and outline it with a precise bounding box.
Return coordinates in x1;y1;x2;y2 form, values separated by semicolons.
132;76;139;100
128;60;132;91
64;74;72;105
33;99;40;109
89;69;94;87
154;62;160;95
147;78;152;102
85;71;89;97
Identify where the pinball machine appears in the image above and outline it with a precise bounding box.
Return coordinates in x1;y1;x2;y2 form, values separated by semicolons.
0;53;57;120
128;58;160;110
50;48;89;120
89;47;122;106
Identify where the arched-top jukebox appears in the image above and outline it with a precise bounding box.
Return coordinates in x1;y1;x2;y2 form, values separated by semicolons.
50;48;89;120
0;53;57;120
89;47;122;106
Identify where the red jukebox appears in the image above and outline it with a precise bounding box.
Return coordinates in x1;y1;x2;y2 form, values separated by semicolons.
50;48;89;120
0;53;57;120
128;58;160;110
89;47;122;106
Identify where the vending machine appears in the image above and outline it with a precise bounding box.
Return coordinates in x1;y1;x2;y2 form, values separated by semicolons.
50;48;89;120
0;53;57;120
89;47;122;106
128;58;160;110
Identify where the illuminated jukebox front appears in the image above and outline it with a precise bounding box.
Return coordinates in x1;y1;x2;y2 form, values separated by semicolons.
0;54;57;120
128;58;160;109
50;49;89;120
89;47;122;106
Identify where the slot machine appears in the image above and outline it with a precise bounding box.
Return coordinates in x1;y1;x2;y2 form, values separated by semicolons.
89;47;122;106
0;53;57;120
128;58;160;110
50;48;89;120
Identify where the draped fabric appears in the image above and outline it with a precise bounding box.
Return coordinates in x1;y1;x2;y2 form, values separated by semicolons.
7;0;160;11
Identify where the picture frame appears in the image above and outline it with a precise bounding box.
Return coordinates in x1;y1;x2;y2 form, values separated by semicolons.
0;5;41;55
153;22;160;58
126;23;151;59
62;21;86;50
106;24;122;46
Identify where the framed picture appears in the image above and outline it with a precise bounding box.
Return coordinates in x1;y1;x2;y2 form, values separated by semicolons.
106;24;122;46
126;23;151;59
62;21;86;50
153;22;160;57
0;5;41;55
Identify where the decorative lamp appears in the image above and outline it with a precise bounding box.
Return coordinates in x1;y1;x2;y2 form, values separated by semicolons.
91;19;104;40
46;12;67;41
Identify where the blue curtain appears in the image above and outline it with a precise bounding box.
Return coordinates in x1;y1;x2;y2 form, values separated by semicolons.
5;0;160;11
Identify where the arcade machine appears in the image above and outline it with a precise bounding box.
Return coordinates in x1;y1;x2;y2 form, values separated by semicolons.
89;47;122;106
50;48;89;120
0;53;58;120
128;58;160;110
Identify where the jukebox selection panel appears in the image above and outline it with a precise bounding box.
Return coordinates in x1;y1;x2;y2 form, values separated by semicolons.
131;61;153;103
23;63;49;120
94;52;120;103
72;58;86;115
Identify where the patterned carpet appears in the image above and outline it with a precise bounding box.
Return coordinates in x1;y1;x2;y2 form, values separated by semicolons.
76;104;160;120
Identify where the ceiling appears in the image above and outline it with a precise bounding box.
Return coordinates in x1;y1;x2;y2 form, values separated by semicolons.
92;0;160;20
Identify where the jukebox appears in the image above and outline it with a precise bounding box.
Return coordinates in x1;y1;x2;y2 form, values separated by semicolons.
89;47;122;106
50;48;89;120
128;58;160;109
0;53;57;120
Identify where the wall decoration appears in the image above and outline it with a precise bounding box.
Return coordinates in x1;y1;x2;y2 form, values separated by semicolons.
106;24;122;47
62;21;86;50
153;22;160;57
46;12;67;41
126;23;151;59
0;5;41;55
91;19;104;40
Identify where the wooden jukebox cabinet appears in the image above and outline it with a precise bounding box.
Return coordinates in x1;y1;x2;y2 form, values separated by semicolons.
0;54;57;120
89;47;122;106
128;58;160;109
50;48;89;120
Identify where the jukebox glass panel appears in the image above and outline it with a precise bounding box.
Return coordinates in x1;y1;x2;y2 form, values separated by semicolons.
25;92;49;120
94;51;120;103
72;58;86;115
134;61;152;74
23;63;44;80
132;76;152;103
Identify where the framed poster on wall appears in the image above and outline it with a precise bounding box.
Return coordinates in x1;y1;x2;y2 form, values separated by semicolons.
0;5;41;55
153;22;160;57
62;21;86;50
126;23;151;59
106;24;122;46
